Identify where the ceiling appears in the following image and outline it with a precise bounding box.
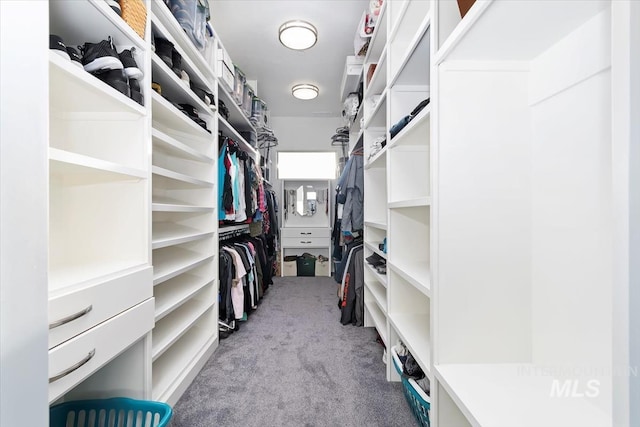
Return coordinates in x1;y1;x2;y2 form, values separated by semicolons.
211;0;369;118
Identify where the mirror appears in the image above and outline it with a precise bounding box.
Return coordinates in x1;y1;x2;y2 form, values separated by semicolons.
295;186;318;216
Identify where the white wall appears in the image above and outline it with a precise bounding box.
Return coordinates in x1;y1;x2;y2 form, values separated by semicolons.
0;1;49;425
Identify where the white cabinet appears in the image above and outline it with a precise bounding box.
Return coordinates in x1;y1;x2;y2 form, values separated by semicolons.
47;0;154;405
361;0;432;383
431;1;639;426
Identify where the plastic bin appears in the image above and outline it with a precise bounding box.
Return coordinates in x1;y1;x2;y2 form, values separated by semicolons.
169;0;209;50
251;97;267;127
391;346;431;427
296;253;316;277
233;65;246;106
50;397;172;427
242;83;254;118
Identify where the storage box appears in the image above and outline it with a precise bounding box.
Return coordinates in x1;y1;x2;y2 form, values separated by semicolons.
315;258;331;277
296;255;316;277
217;48;234;93
233;65;246;105
169;0;209;50
242;83;254;118
282;256;297;276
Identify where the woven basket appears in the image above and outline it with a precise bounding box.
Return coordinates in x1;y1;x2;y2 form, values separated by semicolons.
120;0;147;39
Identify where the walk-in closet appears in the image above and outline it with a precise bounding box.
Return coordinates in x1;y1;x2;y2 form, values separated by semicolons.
1;1;638;426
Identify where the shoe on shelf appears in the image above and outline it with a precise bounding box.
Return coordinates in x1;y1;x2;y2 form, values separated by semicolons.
93;69;129;97
365;252;385;267
171;47;183;77
180;70;190;86
190;82;214;106
50;35;70;60
129;78;144;105
66;46;83;69
151;82;162;95
105;0;121;16
118;47;143;80
154;37;174;69
79;37;123;73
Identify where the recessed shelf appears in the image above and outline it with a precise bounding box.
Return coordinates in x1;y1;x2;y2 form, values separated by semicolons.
152;223;214;249
49;0;146;52
366;49;388;97
350;105;364;136
340;56;364;102
49;52;145;116
364;90;388;129
151;54;215;119
152;246;214;285
365;241;387;260
388;12;431;87
152;324;216;402
152;128;213;162
388;197;431;209
366;280;388;313
152;196;214;213
365;221;388;231
435;0;609;64
365;145;388;169
154;273;214;321
364;0;388;64
388;261;431;297
365;262;387;288
217;83;256;133
151;91;212;139
150;4;215;86
389;313;431;377
434;364;612;427
49;148;147;181
152;165;214;187
388;105;431;149
365;302;388;347
152;297;214;361
218;115;258;156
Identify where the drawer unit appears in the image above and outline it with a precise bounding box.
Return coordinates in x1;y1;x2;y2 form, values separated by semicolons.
49;298;155;403
280;227;330;239
49;266;153;349
281;237;330;248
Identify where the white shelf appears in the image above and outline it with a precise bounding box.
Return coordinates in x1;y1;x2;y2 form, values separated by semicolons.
152;246;214;285
152;223;214;249
350;105;364;136
49;52;145;116
365;241;387;260
434;364;612;427
49;0;146;51
152;196;214;213
366;280;387;313
364;262;388;288
152;324;216;402
388;197;431;209
151;54;215;119
152;297;214;361
152;128;213;162
152;165;214;187
49;148;147;181
388;261;431;297
218;115;258;156
219;224;251;235
151;91;212;138
366;302;388;347
389;313;431;377
49;262;148;298
388;105;431;149
217;83;256;133
365;145;388;169
150;4;216;85
388;14;431;87
435;0;609;64
340;56;364;102
364;89;388;129
364;0;389;64
365;221;388;231
154;273;214;321
367;49;388;97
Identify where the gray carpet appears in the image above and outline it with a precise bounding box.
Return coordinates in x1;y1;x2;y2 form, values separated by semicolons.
170;276;417;427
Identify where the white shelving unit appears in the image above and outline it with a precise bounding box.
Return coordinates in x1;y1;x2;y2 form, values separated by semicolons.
47;0;153;405
431;1;639;426
362;0;432;385
150;1;219;406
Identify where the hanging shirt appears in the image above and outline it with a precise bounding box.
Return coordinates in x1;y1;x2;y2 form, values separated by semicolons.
222;246;246;319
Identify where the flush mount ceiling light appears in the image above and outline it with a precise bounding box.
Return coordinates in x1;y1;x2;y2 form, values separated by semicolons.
279;20;317;50
292;84;319;100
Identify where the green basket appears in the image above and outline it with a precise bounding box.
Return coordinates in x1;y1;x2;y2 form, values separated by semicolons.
50;397;172;427
391;346;431;427
296;254;316;277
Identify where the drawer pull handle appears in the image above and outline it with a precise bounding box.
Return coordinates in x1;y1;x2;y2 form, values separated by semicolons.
49;349;96;383
300;232;312;235
49;305;93;329
300;241;312;244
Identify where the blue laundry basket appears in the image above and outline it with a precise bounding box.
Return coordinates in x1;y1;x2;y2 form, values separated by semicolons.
50;397;172;427
391;346;431;427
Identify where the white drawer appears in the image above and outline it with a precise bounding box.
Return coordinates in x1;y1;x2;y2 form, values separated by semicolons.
49;298;154;403
281;228;330;238
49;266;153;349
281;237;330;248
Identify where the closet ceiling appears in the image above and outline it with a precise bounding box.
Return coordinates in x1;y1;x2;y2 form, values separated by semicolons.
211;0;369;118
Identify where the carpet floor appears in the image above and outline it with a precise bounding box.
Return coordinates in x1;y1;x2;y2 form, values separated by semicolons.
169;276;417;427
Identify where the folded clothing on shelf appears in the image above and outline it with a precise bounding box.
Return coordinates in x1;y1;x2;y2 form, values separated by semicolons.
390;98;430;139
